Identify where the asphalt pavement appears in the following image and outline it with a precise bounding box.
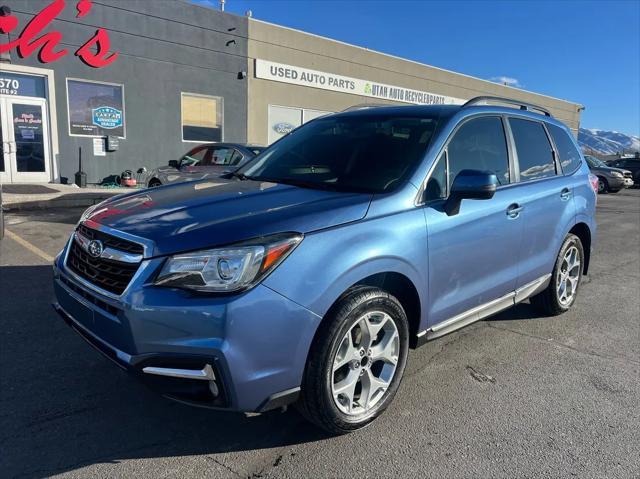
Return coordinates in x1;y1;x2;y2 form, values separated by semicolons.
1;189;638;478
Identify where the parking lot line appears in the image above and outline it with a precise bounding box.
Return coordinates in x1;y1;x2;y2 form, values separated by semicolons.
4;229;55;263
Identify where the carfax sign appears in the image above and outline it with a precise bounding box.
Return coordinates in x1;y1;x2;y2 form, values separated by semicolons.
67;79;125;137
92;106;123;129
255;59;465;106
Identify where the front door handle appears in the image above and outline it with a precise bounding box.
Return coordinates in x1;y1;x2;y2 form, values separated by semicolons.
560;188;572;201
506;203;524;219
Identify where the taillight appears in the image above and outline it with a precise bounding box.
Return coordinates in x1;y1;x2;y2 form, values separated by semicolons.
588;173;599;197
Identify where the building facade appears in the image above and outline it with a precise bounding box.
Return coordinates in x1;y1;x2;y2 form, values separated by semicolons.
0;0;583;184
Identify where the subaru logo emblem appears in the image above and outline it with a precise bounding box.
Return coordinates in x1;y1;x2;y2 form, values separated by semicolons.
87;240;104;258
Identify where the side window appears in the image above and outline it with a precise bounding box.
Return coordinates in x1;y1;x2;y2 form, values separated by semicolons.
424;154;447;201
180;146;209;167
447;116;510;186
211;148;235;165
547;123;582;174
229;150;244;166
509;118;556;181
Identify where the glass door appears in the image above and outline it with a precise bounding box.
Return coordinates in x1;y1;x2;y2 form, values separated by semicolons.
0;102;10;183
0;97;51;183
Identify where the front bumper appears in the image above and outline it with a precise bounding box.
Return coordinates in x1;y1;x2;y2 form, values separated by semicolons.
624;178;634;187
607;176;626;190
53;243;321;412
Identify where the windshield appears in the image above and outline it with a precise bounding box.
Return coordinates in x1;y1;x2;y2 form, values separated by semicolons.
238;114;440;193
585;155;606;168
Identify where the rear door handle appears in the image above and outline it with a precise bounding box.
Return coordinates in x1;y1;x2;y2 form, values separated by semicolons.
506;203;524;219
560;188;572;201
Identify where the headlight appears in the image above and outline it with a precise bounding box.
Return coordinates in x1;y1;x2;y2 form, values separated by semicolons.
610;171;623;178
155;233;303;293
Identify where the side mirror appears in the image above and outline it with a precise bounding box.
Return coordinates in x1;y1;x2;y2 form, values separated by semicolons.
444;169;498;216
168;159;179;169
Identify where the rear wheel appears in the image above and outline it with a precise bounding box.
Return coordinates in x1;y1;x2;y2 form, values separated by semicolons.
148;178;162;188
530;234;584;316
298;287;409;434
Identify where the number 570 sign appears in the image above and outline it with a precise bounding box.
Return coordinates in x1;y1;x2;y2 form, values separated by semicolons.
0;0;119;68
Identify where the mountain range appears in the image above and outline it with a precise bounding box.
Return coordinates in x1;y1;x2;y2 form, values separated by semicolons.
578;128;640;156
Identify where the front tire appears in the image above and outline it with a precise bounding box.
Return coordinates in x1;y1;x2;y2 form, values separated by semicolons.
597;176;608;194
530;233;584;316
298;287;409;434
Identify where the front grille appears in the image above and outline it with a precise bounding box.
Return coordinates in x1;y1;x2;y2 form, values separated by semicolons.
77;223;144;255
66;239;140;295
624;172;632;178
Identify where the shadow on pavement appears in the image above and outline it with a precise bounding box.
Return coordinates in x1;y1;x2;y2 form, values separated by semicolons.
0;265;327;479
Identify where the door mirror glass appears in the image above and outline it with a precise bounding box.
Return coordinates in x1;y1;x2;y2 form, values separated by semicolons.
445;169;498;216
168;159;179;168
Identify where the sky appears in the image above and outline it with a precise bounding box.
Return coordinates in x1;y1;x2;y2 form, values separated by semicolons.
194;0;640;137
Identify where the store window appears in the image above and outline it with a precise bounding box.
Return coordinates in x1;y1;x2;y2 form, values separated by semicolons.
181;93;223;142
67;79;125;137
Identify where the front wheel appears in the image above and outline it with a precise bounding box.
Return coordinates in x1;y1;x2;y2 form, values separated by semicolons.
298;287;409;434
597;176;608;194
530;233;584;316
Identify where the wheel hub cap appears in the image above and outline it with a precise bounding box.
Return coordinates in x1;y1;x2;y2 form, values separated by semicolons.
557;245;581;306
331;311;400;415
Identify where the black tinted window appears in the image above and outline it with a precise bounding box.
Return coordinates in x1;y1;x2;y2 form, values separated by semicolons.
510;118;556;181
240;115;440;193
447;117;510;186
424;154;447;201
547;124;582;174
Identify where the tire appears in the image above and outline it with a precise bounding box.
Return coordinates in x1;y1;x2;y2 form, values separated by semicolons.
298;287;409;434
148;178;162;188
597;176;608;194
530;233;584;316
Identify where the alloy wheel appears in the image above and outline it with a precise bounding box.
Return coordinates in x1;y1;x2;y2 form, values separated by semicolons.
331;311;400;415
556;245;581;306
597;178;605;193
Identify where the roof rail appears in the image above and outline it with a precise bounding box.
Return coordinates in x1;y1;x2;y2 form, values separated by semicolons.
463;96;552;117
342;103;394;112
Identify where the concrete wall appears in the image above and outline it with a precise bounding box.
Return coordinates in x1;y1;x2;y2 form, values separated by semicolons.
7;0;248;183
247;20;582;145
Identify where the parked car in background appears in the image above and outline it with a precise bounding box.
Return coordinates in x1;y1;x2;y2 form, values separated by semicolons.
606;157;640;187
146;143;265;187
584;155;632;193
53;97;596;434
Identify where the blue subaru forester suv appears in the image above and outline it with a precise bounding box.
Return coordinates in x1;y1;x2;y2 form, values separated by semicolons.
53;97;596;434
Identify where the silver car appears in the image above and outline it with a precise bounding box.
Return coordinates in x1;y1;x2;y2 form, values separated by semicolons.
146;143;265;187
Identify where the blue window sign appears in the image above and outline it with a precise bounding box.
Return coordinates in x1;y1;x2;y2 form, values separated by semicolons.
0;72;46;98
92;106;123;129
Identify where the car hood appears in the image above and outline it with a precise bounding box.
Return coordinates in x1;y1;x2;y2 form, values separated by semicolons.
590;165;629;175
83;179;372;256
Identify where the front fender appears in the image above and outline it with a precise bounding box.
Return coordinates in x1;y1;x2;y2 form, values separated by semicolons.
263;208;428;325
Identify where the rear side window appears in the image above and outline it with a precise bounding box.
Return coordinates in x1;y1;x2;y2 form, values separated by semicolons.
446;116;510;185
547;123;582;174
509;118;556;181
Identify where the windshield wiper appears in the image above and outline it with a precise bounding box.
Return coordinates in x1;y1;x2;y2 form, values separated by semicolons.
227;171;253;181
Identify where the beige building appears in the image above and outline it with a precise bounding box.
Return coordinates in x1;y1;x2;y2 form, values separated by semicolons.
247;19;583;145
